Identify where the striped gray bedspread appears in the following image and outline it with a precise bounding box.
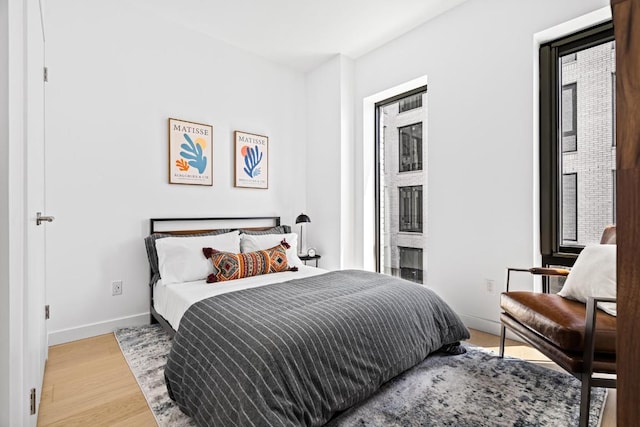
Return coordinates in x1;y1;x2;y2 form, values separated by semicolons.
165;269;469;427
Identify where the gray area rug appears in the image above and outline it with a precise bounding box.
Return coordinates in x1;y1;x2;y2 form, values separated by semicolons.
115;324;606;427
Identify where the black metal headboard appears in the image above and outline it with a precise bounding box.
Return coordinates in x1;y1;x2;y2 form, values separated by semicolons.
150;216;281;235
147;216;282;337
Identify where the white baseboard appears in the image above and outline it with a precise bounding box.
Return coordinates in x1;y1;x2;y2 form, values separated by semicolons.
459;314;502;336
459;313;524;343
48;312;150;346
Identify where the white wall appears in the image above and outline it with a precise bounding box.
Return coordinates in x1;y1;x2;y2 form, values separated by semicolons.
45;0;308;343
348;0;610;332
0;1;10;422
339;57;356;269
305;55;356;270
3;0;29;423
305;57;341;268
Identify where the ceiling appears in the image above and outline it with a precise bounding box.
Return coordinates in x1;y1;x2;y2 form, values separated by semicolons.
137;0;469;72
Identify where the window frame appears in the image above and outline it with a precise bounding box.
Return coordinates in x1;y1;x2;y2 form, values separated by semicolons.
561;172;578;242
561;82;577;152
612;169;617;224
398;185;423;233
612;72;616;147
539;21;614;267
398;93;423;113
398;122;423;173
398;246;423;283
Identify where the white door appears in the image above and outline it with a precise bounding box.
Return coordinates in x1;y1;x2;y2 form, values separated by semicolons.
25;0;49;423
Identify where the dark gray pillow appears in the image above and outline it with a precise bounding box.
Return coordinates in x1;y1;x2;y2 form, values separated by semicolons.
144;229;231;286
239;225;291;235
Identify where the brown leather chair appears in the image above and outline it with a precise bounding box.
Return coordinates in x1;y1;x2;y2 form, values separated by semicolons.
499;225;616;427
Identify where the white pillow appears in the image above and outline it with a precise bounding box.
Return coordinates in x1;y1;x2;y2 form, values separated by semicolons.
557;244;617;316
240;232;303;268
155;230;240;285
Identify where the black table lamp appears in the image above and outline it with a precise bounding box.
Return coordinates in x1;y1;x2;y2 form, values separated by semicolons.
295;213;311;255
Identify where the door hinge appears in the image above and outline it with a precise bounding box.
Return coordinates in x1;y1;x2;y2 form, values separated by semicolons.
29;388;36;415
43;67;48;82
45;305;50;320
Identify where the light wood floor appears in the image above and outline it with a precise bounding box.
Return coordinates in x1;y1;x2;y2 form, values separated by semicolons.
37;329;616;426
37;334;156;426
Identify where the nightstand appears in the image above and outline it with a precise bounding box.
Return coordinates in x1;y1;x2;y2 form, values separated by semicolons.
299;254;321;267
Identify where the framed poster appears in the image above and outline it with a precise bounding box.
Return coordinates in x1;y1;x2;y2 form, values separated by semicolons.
234;130;268;189
168;118;213;186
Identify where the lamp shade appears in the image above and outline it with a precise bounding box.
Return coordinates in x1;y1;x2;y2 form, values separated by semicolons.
295;213;311;224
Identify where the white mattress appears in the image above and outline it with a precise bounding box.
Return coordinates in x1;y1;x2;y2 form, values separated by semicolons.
154;265;328;329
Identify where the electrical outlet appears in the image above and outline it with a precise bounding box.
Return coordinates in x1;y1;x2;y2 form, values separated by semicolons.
112;280;123;296
485;279;495;293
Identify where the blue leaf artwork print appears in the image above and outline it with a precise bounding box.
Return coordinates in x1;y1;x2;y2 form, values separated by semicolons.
179;134;207;174
242;145;263;178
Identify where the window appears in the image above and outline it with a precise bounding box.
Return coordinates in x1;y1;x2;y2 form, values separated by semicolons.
612;72;616;147
612;169;617;223
399;186;423;232
539;22;615;266
562;173;577;242
399;247;423;284
399;123;422;172
398;93;422;113
375;86;427;278
561;83;577;152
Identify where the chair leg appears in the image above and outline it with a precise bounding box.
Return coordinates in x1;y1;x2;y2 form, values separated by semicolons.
579;374;592;427
499;325;506;358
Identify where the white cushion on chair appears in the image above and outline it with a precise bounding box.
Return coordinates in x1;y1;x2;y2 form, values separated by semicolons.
558;244;617;316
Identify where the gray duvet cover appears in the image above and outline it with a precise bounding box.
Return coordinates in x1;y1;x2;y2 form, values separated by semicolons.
165;269;469;427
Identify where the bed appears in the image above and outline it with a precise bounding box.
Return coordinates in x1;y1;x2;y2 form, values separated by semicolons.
145;217;470;427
